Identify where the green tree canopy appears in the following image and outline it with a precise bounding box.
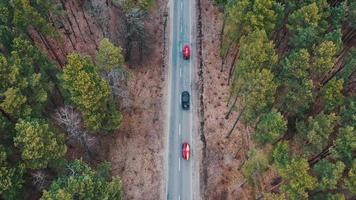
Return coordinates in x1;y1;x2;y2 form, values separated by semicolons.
321;78;344;113
0;145;24;200
297;113;339;156
255;111;287;144
235;30;277;74
96;38;125;73
239;69;277;125
277;49;314;117
313;160;345;191
332;126;356;167
339;48;356;87
0;38;51;119
344;161;356;196
231;30;277;97
60;53;122;133
311;193;345;200
287;2;329;49
340;97;356;127
41;160;123;200
280;158;317;200
223;0;277;46
14;119;66;169
242;149;269;187
273;141;291;169
11;0;57;36
312;41;337;80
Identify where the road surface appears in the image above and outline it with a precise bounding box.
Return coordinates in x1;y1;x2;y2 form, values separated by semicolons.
166;0;197;199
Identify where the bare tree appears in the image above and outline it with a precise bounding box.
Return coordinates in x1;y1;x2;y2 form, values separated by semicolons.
53;106;96;158
53;106;81;137
123;8;150;63
31;170;50;191
106;69;133;109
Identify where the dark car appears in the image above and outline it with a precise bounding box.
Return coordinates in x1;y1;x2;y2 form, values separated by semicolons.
181;91;190;110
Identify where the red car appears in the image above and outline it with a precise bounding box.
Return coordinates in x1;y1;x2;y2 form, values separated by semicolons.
182;44;190;59
182;143;190;160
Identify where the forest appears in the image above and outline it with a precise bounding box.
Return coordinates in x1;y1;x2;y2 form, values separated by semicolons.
214;0;355;199
0;0;153;199
1;0;355;199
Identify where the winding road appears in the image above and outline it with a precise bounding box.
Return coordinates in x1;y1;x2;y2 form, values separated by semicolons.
166;0;198;199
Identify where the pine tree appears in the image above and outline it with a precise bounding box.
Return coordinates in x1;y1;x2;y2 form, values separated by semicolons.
332;126;356;167
280;158;317;200
277;49;314;117
255;111;287;144
313;160;345;191
60;53;122;133
14;119;66;169
297;113;339;156
41;160;123;200
0;145;25;200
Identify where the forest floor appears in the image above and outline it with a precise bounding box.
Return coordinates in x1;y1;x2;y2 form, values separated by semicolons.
107;1;167;200
199;0;255;199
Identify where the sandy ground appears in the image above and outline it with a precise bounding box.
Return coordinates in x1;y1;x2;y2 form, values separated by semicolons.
199;0;254;199
108;1;168;200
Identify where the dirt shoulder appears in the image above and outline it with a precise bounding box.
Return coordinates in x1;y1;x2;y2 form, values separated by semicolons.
199;0;253;199
108;1;168;200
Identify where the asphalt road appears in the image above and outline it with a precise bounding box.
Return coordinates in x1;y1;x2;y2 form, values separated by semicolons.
166;0;196;199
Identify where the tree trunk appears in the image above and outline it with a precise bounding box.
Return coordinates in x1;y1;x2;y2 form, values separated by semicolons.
320;47;349;87
227;49;240;85
79;5;98;49
308;145;332;167
220;13;227;72
225;95;238;119
226;108;244;138
68;1;87;44
221;39;238;72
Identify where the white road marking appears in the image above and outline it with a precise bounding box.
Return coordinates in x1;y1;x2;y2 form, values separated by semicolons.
178;195;181;200
178;123;181;135
179;67;182;77
178;158;181;171
180;15;183;32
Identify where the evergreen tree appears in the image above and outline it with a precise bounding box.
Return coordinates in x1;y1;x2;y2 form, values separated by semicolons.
344;161;356;196
14;119;66;169
242;149;269;187
312;41;337;80
239;69;277;125
41;160;123;200
60;53;122;133
96;38;125;73
0;145;24;200
297;113;339;156
332;126;356;167
321;78;344;113
223;0;277;53
280;158;317;200
313;160;345;191
255;111;287;144
287;2;329;49
273;141;291;169
278;49;314;117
